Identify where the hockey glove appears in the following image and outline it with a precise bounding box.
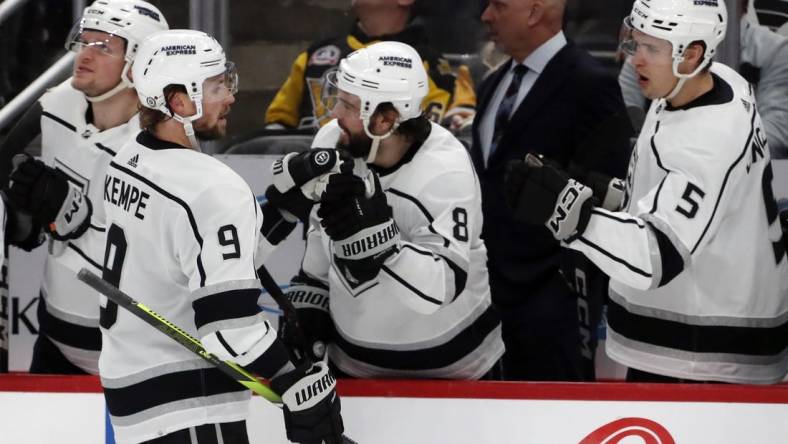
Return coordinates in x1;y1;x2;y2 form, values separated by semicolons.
1;196;45;251
567;162;625;211
271;148;351;199
279;273;334;364
5;155;91;240
270;358;344;444
317;174;399;285
504;153;594;241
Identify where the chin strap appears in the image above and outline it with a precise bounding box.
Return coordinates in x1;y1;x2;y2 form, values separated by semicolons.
363;119;399;163
85;63;133;103
159;96;204;151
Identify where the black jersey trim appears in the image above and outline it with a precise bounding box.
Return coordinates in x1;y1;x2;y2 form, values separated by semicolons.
243;337;292;379
576;235;652;278
37;296;101;351
400;244;467;301
387;188;450;248
67;242;102;270
109;161;208;286
381;265;442;306
94;143;117;156
591;209;645;227
607;297;788;356
193;288;262;330
648;222;685;287
42;111;76;132
690;108;756;254
649;121;670;214
215;331;238;358
664;73;734;111
334;304;500;370
103;367;245;417
136;130;187;150
401;244;441;260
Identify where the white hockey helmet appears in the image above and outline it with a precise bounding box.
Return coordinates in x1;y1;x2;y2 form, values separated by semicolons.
66;0;169;102
133;29;238;149
623;0;727;79
323;41;428;161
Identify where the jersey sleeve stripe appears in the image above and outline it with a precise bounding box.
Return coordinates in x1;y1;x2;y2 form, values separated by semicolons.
109;161;207;286
381;265;442;306
649;175;668;215
41;111;76;132
192;288;262;331
691;107;757;254
67;242;102;270
242;337;292;379
647;222;685;287
576;235;652;278
591;209;645;227
387;187;451;248
215;331;238;358
95;143;117;156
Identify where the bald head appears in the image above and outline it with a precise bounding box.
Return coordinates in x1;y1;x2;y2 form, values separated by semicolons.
482;0;567;62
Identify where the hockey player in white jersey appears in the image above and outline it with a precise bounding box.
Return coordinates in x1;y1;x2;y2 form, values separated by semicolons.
3;0;168;375
505;0;788;384
100;30;344;443
280;41;504;379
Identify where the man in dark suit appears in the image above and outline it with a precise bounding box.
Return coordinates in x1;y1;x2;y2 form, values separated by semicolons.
472;0;632;380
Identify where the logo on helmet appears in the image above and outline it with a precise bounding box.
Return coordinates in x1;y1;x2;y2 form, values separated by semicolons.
161;45;196;56
146;97;157;107
378;56;412;69
134;6;161;22
694;0;718;5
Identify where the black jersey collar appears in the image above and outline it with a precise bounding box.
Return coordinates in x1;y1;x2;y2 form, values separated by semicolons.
665;73;734;112
136;130;188;150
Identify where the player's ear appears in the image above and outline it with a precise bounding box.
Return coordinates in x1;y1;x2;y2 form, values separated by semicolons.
168;91;192;116
683;41;706;71
369;107;399;136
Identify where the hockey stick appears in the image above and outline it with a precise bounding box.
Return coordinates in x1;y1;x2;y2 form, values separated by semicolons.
76;268;281;403
77;268;358;444
256;265;325;360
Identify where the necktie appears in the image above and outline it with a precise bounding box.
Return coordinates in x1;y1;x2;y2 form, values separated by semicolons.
490;64;528;157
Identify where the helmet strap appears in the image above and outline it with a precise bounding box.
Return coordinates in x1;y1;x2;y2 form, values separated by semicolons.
363;118;399;163
85;77;131;103
166;98;204;151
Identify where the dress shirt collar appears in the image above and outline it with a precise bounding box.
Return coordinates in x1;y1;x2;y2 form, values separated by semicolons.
513;30;567;74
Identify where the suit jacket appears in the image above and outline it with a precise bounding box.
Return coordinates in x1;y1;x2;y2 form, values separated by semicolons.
471;41;632;305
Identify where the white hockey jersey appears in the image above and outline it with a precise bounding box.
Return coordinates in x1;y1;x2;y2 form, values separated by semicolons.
568;63;788;383
300;120;503;379
101;132;287;443
38;79;141;374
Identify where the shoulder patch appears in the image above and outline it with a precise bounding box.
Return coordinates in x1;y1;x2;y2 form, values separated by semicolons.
309;45;341;66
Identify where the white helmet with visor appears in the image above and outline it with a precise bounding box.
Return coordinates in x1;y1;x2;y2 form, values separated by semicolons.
322;41;428;162
66;0;169;102
620;0;727;99
132;29;238;150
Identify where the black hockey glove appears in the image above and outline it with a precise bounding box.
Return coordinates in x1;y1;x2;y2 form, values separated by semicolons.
279;273;334;364
567;162;625;211
504;153;595;241
5;155;91;240
1;197;45;251
270;358;344;444
271;148;352;200
317;174;399;285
